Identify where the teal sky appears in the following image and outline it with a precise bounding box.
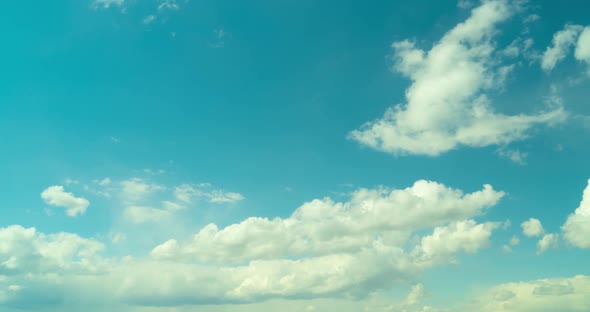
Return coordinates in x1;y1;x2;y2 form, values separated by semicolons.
1;0;590;311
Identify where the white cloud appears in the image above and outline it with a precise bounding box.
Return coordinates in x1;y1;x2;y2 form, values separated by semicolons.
0;225;104;275
162;200;184;211
158;0;179;11
542;24;584;71
349;0;566;156
537;233;559;254
174;184;202;203
151;180;503;264
40;186;90;217
1;179;506;309
412;220;499;264
497;148;528;165
208;190;245;203
457;0;473;9
458;275;590;312
574;27;590;66
510;236;520;246
143;15;156;25
97;178;111;186
521;218;544;237
120;178;163;202
92;0;125;9
174;183;244;204
562;179;590;248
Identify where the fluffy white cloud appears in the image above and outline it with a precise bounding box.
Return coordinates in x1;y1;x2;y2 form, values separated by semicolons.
562;179;590;248
40;186;90;217
412;220;499;264
6;181;505;308
521;218;544;237
458;275;590;312
349;0;566;156
152;180;503;264
0;225;104;276
537;233;559;254
542;24;585;71
574;27;590;66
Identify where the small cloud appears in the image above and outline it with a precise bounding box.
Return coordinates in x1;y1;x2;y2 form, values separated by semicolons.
109;232;127;244
497;148;528;165
110;136;121;143
284;186;294;192
41;186;90;217
92;0;125;10
43;208;54;217
524;14;540;24
209;29;227;48
502;245;512;253
97;178;111;186
537;233;559;254
64;178;79;186
143;15;157;25
457;0;473;9
522;218;545;237
120;178;164;202
143;169;166;175
171;32;176;37
510;236;520;246
162;200;184;211
208;190;244;203
158;0;179;11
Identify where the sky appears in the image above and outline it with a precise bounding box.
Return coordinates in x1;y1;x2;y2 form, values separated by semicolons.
1;0;590;311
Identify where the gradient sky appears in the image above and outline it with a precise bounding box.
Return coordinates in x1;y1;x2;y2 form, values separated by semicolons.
1;0;590;311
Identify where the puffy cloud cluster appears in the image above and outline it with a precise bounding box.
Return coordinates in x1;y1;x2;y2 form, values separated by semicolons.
350;0;566;156
152;180;503;264
3;180;504;309
562;179;590;248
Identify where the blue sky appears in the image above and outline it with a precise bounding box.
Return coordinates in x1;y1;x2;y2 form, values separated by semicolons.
1;0;590;311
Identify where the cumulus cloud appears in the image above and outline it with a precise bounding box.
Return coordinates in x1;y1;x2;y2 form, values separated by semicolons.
521;218;544;237
537;233;559;254
0;225;104;276
542;24;585;72
40;186;90;217
2;180;506;309
562;179;590;248
349;0;566;156
152;180;504;264
575;27;590;67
